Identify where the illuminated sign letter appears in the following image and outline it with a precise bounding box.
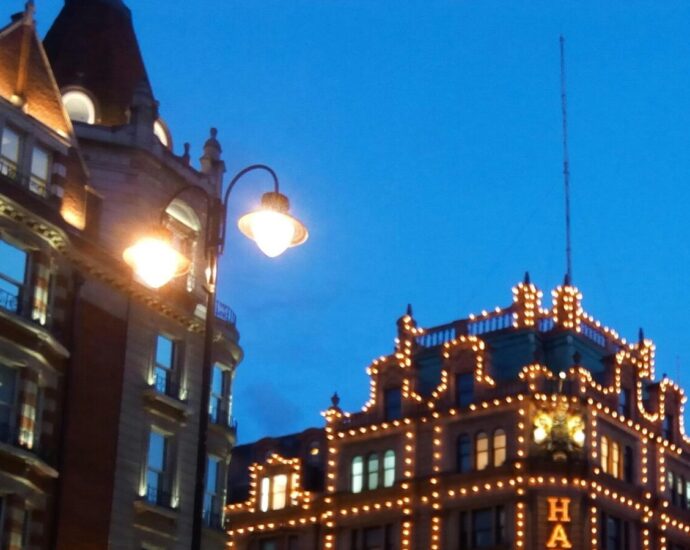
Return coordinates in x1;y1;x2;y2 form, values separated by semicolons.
545;497;572;549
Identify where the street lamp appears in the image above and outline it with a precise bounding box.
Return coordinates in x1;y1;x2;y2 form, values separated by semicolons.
123;164;307;549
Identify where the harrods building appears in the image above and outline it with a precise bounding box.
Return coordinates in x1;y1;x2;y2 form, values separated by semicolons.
227;276;690;550
0;1;240;548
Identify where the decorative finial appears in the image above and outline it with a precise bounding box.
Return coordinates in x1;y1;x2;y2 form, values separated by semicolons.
210;127;218;138
563;273;571;287
523;271;531;285
24;1;35;24
406;303;413;316
182;142;190;165
638;327;645;344
330;392;340;408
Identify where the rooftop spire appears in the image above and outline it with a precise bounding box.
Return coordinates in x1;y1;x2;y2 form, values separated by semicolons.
560;35;573;283
43;0;152;126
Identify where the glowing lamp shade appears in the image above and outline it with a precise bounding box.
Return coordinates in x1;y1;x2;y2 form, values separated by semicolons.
238;192;308;258
123;234;190;288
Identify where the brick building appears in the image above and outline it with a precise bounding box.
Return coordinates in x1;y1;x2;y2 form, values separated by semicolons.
0;1;240;548
226;276;690;550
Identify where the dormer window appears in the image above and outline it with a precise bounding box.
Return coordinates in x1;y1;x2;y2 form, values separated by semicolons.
259;474;289;512
0;127;20;179
29;146;50;196
62;90;96;124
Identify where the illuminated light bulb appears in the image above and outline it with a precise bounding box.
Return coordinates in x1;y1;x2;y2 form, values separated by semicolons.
238;191;308;257
533;426;548;444
123;233;190;288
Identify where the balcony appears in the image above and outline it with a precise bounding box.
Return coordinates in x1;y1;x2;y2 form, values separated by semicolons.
208;404;237;446
153;368;182;401
143;371;191;423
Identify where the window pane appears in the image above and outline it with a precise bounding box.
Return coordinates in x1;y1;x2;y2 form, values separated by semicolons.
271;474;287;510
472;508;493;547
384;387;401;421
260;477;270;511
147;431;166;471
155;335;174;369
383;450;395;487
368;454;379;490
211;364;223;395
457;434;471;473
31;147;49;180
456;373;474;407
0;365;16;429
601;437;609;473
0;240;26;284
1;128;19;164
206;457;219;493
476;432;489;471
611;442;620;478
493;429;506;467
352;456;363;493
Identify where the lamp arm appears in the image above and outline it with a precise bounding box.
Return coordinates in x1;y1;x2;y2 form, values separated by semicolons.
218;164;280;253
158;184;212;225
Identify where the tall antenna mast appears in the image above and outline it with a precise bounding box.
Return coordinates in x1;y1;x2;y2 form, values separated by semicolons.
560;35;573;282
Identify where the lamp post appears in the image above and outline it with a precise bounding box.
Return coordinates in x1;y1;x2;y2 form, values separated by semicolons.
123;164;308;549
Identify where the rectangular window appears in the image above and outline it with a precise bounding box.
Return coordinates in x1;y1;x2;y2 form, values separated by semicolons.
495;506;506;544
624;445;634;483
352;456;364;493
0;127;20;179
29;146;50;196
146;430;170;507
154;335;177;398
611;442;621;479
367;454;380;490
260;477;270;512
664;415;674;440
383;387;401;421
0;239;27;315
601;512;632;550
0;365;17;443
204;456;221;527
259;540;277;550
456;373;474;407
472;508;493;548
209;364;232;425
271;474;287;510
618;388;631;416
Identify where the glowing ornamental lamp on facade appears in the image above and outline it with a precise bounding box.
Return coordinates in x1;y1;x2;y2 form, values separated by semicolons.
122;164;307;550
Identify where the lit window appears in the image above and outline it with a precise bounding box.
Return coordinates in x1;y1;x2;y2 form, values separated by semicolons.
367;453;379;490
209;364;232;426
146;430;171;507
456;373;474;407
383;450;395;487
271;474;287;510
62;90;95;124
476;432;489;471
29;146;50;196
260;477;270;512
165;199;200;292
0;239;27;315
0;127;20;179
351;456;363;493
493;429;506;467
457;434;471;473
204;456;221;527
383;387;401;421
153;119;170;148
611;441;620;479
154;335;177;398
601;436;609;474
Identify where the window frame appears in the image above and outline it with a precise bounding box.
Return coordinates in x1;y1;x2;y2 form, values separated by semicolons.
145;429;172;508
493;429;506;467
456;372;474;408
29;144;51;196
153;334;179;399
475;431;489;471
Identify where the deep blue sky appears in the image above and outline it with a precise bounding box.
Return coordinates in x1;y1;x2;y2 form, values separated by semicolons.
35;1;690;443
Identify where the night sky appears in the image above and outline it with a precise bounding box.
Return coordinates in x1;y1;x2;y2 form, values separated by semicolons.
34;1;690;443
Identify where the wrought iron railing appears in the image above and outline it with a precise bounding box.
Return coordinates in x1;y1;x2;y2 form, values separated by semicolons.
153;368;182;400
0;287;19;314
215;300;237;325
0;158;47;197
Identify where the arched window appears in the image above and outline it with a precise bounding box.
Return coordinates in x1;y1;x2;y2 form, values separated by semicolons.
367;453;380;490
457;434;471;473
601;436;609;473
165;199;201;292
62;90;96;124
383;450;395;487
351;456;363;493
493;429;506;467
153;118;172;148
475;432;489;471
611;441;621;479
